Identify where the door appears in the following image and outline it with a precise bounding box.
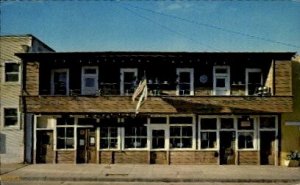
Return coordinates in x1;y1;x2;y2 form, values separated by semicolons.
150;128;167;164
77;128;96;163
36;131;53;163
51;69;69;95
220;131;235;165
260;131;275;165
81;66;99;95
213;66;230;95
246;68;262;95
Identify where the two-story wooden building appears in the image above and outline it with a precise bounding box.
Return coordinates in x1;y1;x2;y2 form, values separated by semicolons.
16;51;295;165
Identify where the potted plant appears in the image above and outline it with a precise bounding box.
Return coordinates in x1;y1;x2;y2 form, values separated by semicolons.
284;151;300;167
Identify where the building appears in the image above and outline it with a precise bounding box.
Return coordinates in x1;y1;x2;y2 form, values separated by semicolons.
0;35;54;163
281;55;300;165
16;51;295;165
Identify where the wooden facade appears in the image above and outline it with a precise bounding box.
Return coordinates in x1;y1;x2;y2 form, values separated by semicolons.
17;52;295;165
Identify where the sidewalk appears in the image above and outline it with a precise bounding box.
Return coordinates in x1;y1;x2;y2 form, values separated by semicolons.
1;164;300;183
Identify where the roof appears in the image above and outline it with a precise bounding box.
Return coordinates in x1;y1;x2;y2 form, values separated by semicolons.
16;51;296;61
1;34;55;52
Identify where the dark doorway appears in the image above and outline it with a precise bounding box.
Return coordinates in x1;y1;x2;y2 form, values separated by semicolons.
220;131;235;165
77;128;96;163
260;131;275;165
36;131;53;163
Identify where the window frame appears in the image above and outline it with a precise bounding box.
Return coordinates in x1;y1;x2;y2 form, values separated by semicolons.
51;68;69;95
3;61;21;84
245;68;263;96
176;68;194;96
120;68;138;96
56;117;75;150
213;66;230;96
2;107;19;129
81;66;99;95
99;127;120;150
123;126;148;150
237;117;257;150
198;117;218;150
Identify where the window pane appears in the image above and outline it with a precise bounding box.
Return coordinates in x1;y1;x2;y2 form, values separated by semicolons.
5;74;19;82
100;139;109;148
201;118;217;130
57;118;74;125
152;130;165;149
85;78;95;87
66;138;74;148
150;117;167;124
4;108;18;126
170;117;193;124
57;138;65;149
179;72;190;83
215;68;227;74
182;126;192;136
216;78;226;87
66;128;74;137
201;132;217;149
84;68;96;74
57;128;65;137
238;132;254;149
221;118;234;129
260;117;276;129
170;127;180;137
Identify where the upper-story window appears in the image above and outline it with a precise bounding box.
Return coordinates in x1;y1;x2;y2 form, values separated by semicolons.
51;69;69;95
245;68;262;95
120;68;138;95
3;108;19;128
213;66;230;95
4;62;20;83
176;68;194;96
81;66;99;95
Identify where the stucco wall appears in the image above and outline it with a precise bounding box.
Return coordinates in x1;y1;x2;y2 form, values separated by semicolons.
281;56;300;165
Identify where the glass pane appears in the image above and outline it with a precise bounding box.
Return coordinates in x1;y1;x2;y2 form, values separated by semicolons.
4;109;17;116
100;139;109;148
109;139;118;148
215;68;227;74
170;117;193;124
57;138;65;149
182;127;192;136
85;78;95;87
5;74;19;82
182;138;192;148
6;63;19;72
201;118;217;130
201;132;217;149
150;117;167;124
66;138;74;148
170;127;181;137
152;130;165;149
4;117;18;126
54;72;67;95
221;118;234;129
84;68;96;74
260;117;276;129
57;118;74;125
66;128;74;137
179;72;190;83
124;72;136;82
216;78;226;88
238;132;254;149
100;127;109;137
125;138;134;148
57;128;65;137
110;128;118;137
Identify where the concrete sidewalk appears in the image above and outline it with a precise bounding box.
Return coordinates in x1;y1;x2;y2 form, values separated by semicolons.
1;164;300;183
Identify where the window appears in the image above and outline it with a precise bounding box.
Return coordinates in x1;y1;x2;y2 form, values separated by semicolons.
220;118;235;129
56;117;74;149
237;117;255;149
3;108;18;127
170;116;193;149
124;126;147;149
51;69;69;95
120;68;138;95
176;68;194;95
246;68;262;95
4;63;19;82
199;118;217;149
213;66;230;95
260;116;276;129
81;66;98;95
100;127;118;149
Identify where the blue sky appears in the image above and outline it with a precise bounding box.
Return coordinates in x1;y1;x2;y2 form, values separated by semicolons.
1;1;300;53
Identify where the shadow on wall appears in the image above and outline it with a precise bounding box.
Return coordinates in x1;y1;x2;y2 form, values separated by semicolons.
0;133;6;154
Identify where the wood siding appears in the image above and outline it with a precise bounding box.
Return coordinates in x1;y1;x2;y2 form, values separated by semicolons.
275;60;292;96
169;151;218;164
24;95;293;114
238;151;258;165
24;61;39;96
99;151;148;164
56;151;75;163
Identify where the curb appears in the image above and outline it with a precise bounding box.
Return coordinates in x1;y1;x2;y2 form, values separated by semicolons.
2;176;299;183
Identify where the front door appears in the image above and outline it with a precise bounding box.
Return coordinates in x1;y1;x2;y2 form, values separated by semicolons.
150;128;167;164
220;131;235;165
36;130;53;163
77;128;96;163
260;131;275;165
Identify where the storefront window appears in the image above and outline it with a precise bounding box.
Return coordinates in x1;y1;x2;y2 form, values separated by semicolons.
125;126;147;149
238;132;253;149
260;117;276;129
57;127;74;149
170;126;192;148
238;117;255;149
100;127;118;149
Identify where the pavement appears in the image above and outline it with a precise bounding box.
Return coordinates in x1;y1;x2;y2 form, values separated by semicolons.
0;163;300;183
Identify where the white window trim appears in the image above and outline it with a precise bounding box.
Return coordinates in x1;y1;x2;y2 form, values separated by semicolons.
81;66;99;95
245;68;262;96
198;116;219;151
2;61;21;84
51;68;69;95
213;66;230;96
120;68;138;95
1;107;20;129
99;127;121;151
176;68;194;96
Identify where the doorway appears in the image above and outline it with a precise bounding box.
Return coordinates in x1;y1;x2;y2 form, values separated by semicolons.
260;131;275;165
77;128;96;163
150;128;167;164
220;131;235;165
36;130;53;163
